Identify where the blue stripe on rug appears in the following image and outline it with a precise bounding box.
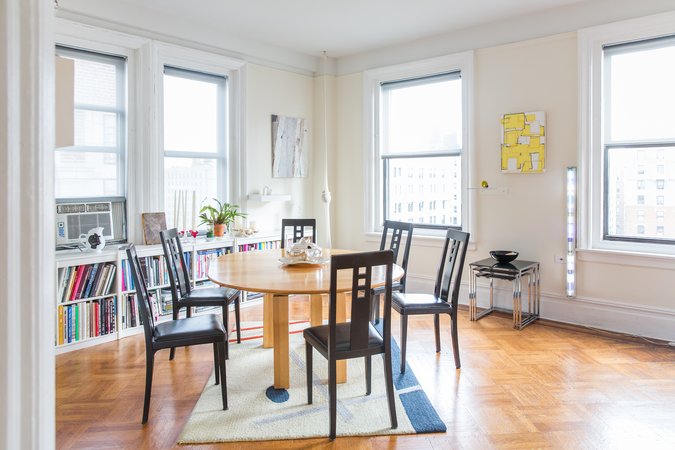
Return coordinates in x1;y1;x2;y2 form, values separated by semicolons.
377;322;447;433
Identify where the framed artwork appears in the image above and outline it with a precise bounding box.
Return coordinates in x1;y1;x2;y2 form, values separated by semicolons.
501;111;546;173
271;114;308;178
141;212;167;245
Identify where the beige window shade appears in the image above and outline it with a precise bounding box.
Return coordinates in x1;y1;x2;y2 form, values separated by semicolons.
55;55;74;148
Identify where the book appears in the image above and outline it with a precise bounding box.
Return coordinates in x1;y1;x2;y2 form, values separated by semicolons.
103;265;116;296
90;263;105;297
83;263;99;299
58;306;64;345
70;265;86;301
65;267;77;302
57;267;70;304
94;265;110;297
76;265;92;299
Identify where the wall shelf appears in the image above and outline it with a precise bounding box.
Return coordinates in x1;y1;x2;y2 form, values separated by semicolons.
247;193;291;202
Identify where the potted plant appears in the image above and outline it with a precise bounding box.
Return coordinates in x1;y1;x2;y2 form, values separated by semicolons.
198;199;246;237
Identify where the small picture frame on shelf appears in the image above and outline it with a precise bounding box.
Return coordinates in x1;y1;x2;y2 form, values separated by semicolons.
141;212;167;245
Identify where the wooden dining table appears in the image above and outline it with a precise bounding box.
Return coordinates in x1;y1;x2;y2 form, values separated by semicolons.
208;248;404;389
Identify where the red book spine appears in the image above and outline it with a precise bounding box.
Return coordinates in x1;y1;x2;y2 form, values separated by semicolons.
69;266;85;301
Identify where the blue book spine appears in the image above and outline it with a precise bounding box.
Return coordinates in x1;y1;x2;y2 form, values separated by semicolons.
83;263;99;298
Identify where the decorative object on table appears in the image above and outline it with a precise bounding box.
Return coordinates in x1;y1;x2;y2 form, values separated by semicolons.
141;212;167;245
177;325;445;443
198;198;246;237
78;227;106;252
271;114;308;178
501;111;546;173
279;236;327;265
489;250;519;264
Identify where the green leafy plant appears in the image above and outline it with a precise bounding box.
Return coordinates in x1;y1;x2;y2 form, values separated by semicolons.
198;198;246;230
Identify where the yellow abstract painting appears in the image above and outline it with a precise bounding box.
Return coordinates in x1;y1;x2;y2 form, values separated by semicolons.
501;111;546;173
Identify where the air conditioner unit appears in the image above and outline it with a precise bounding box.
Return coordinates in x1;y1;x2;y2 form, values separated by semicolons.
56;201;114;246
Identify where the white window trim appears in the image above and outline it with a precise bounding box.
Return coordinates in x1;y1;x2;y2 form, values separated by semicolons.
363;51;475;240
155;42;246;214
578;11;675;259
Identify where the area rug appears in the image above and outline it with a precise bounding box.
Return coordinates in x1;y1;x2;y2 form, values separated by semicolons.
178;323;446;443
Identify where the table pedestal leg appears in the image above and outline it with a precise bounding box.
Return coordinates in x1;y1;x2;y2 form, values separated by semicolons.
310;294;323;326
273;294;289;389
263;293;274;348
336;292;347;384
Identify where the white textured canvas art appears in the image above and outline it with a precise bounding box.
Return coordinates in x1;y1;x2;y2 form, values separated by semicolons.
272;114;308;178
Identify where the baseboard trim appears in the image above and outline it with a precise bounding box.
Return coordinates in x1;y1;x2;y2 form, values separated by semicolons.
407;274;675;342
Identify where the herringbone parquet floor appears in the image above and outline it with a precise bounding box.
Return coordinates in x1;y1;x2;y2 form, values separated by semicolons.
56;297;675;449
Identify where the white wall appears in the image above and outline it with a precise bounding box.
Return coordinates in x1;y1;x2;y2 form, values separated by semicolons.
244;64;316;232
333;30;675;341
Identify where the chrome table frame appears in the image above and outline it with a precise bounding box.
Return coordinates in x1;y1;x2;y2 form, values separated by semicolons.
468;258;540;329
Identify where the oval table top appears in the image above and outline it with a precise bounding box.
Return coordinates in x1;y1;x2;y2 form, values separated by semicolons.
208;248;404;295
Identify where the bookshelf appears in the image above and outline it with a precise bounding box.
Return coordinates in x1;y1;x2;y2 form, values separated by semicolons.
54;232;294;353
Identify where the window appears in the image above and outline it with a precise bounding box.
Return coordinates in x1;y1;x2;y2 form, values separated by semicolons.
657;195;665;205
593;32;675;248
163;66;227;229
366;53;472;236
379;72;463;229
54;46;126;198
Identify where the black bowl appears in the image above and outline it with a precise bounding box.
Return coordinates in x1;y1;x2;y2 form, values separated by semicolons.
490;250;518;264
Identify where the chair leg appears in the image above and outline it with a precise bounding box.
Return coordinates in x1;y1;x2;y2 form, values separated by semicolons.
142;350;155;424
169;308;179;361
218;341;228;410
365;356;372;395
372;294;381;324
305;342;313;404
329;357;337;440
234;295;242;344
222;304;230;360
450;311;461;369
434;314;441;353
213;343;220;385
383;350;398;429
400;315;408;374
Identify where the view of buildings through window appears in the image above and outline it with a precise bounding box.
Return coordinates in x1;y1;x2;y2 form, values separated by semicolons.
604;36;675;243
380;73;462;228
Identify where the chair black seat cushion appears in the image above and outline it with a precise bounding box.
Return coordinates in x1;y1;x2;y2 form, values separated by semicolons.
303;322;384;354
180;286;239;306
392;292;453;316
154;314;226;343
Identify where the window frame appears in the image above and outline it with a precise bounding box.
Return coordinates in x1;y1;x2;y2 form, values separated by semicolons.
54;45;127;199
579;12;675;256
155;43;246;229
364;52;474;239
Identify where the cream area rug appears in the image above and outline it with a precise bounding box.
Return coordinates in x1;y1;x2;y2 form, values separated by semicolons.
178;323;446;443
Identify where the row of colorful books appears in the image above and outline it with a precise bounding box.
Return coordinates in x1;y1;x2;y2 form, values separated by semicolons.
57;297;116;345
123;291;173;329
58;263;117;303
195;248;228;279
121;255;179;291
236;240;281;252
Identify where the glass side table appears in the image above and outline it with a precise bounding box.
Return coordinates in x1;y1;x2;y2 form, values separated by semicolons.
468;258;540;330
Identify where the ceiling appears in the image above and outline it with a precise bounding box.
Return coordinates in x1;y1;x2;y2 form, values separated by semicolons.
71;0;593;58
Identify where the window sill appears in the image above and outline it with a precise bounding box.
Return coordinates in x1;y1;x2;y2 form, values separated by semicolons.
577;248;675;270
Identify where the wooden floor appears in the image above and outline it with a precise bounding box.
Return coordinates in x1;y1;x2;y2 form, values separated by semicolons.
56;297;675;449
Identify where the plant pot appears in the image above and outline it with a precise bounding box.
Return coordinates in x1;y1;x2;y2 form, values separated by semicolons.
213;223;226;237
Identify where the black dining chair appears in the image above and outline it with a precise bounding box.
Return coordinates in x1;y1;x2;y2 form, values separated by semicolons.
125;244;228;424
160;228;241;361
392;228;470;373
371;220;414;324
280;218;316;248
304;250;397;440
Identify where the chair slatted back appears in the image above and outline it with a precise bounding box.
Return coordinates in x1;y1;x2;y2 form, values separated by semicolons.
125;244;156;344
281;218;316;249
160;228;192;303
379;220;414;290
435;229;470;307
329;250;393;353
